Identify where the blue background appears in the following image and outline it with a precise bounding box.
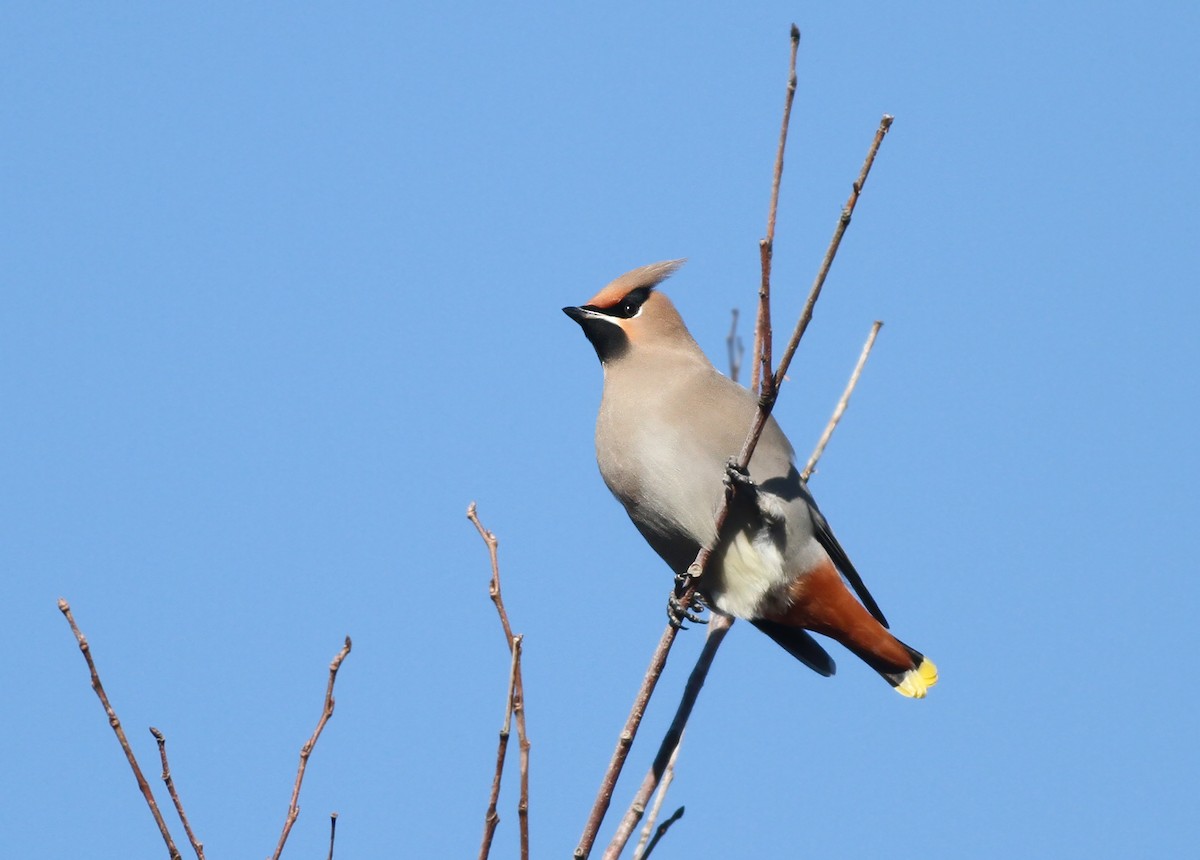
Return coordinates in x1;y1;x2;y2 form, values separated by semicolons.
5;3;1198;857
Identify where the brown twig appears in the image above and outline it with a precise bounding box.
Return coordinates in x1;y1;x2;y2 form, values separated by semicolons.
630;733;683;860
57;599;182;860
602;615;734;859
270;636;353;860
802;320;883;481
726;309;744;385
480;632;522;858
149;727;206;860
752;23;800;397
326;812;338;860
468;503;531;860
773;114;893;392
637;806;685;860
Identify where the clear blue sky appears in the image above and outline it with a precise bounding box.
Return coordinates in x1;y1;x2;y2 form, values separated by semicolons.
5;3;1198;858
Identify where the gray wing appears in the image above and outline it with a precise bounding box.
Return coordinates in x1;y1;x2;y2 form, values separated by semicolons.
753;424;890;629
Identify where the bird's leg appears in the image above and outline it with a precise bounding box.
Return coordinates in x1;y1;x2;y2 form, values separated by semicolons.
724;457;786;528
667;571;708;628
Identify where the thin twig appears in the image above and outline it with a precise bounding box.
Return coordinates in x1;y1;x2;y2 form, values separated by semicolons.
726;309;744;385
602;615;734;859
637;806;685;860
773;115;893;391
270;636;353;860
631;734;682;860
326;813;338;860
802;320;882;480
479;633;522;859
468;503;531;860
752;23;801;396
149;727;206;860
57;599;182;860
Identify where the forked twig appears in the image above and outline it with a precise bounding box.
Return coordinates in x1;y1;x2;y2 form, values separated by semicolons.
631;734;683;860
753;24;801;397
604;616;733;859
149;727;206;860
270;636;353;860
773;115;893;392
468;502;531;860
57;599;182;860
802;320;882;480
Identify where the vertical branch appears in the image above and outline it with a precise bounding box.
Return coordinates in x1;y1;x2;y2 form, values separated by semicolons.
480;633;522;859
57;599;182;860
149;727;206;860
773;115;893;391
752;24;801;396
802;320;882;480
468;503;531;860
270;636;353;860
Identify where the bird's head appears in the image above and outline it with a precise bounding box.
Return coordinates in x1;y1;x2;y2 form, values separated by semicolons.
563;259;694;364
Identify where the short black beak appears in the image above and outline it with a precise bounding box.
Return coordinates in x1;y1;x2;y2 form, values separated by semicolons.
562;306;588;324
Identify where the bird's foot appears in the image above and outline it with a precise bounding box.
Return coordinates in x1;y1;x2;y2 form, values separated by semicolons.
724;457;786;529
723;457;755;492
667;572;708;628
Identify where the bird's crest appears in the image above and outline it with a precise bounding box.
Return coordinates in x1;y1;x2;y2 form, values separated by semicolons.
585;259;686;308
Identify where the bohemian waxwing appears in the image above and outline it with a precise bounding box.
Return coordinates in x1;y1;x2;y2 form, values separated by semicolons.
563;260;938;697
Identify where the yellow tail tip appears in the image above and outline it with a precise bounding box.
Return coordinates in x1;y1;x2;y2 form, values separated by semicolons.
894;657;939;699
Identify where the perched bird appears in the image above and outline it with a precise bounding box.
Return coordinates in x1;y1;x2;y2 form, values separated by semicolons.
563;260;937;697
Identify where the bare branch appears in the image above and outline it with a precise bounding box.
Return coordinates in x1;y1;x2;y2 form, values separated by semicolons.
802;320;882;481
773;115;893;391
752;24;800;397
149;727;205;860
468;503;531;860
58;598;182;860
631;735;682;860
479;634;522;859
270;636;353;860
575;626;680;859
603;614;734;859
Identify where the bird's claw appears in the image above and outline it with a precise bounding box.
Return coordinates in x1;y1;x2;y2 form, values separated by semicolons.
724;457;755;491
667;579;708;629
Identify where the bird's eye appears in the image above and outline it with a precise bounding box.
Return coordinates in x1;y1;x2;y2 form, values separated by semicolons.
615;287;649;318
